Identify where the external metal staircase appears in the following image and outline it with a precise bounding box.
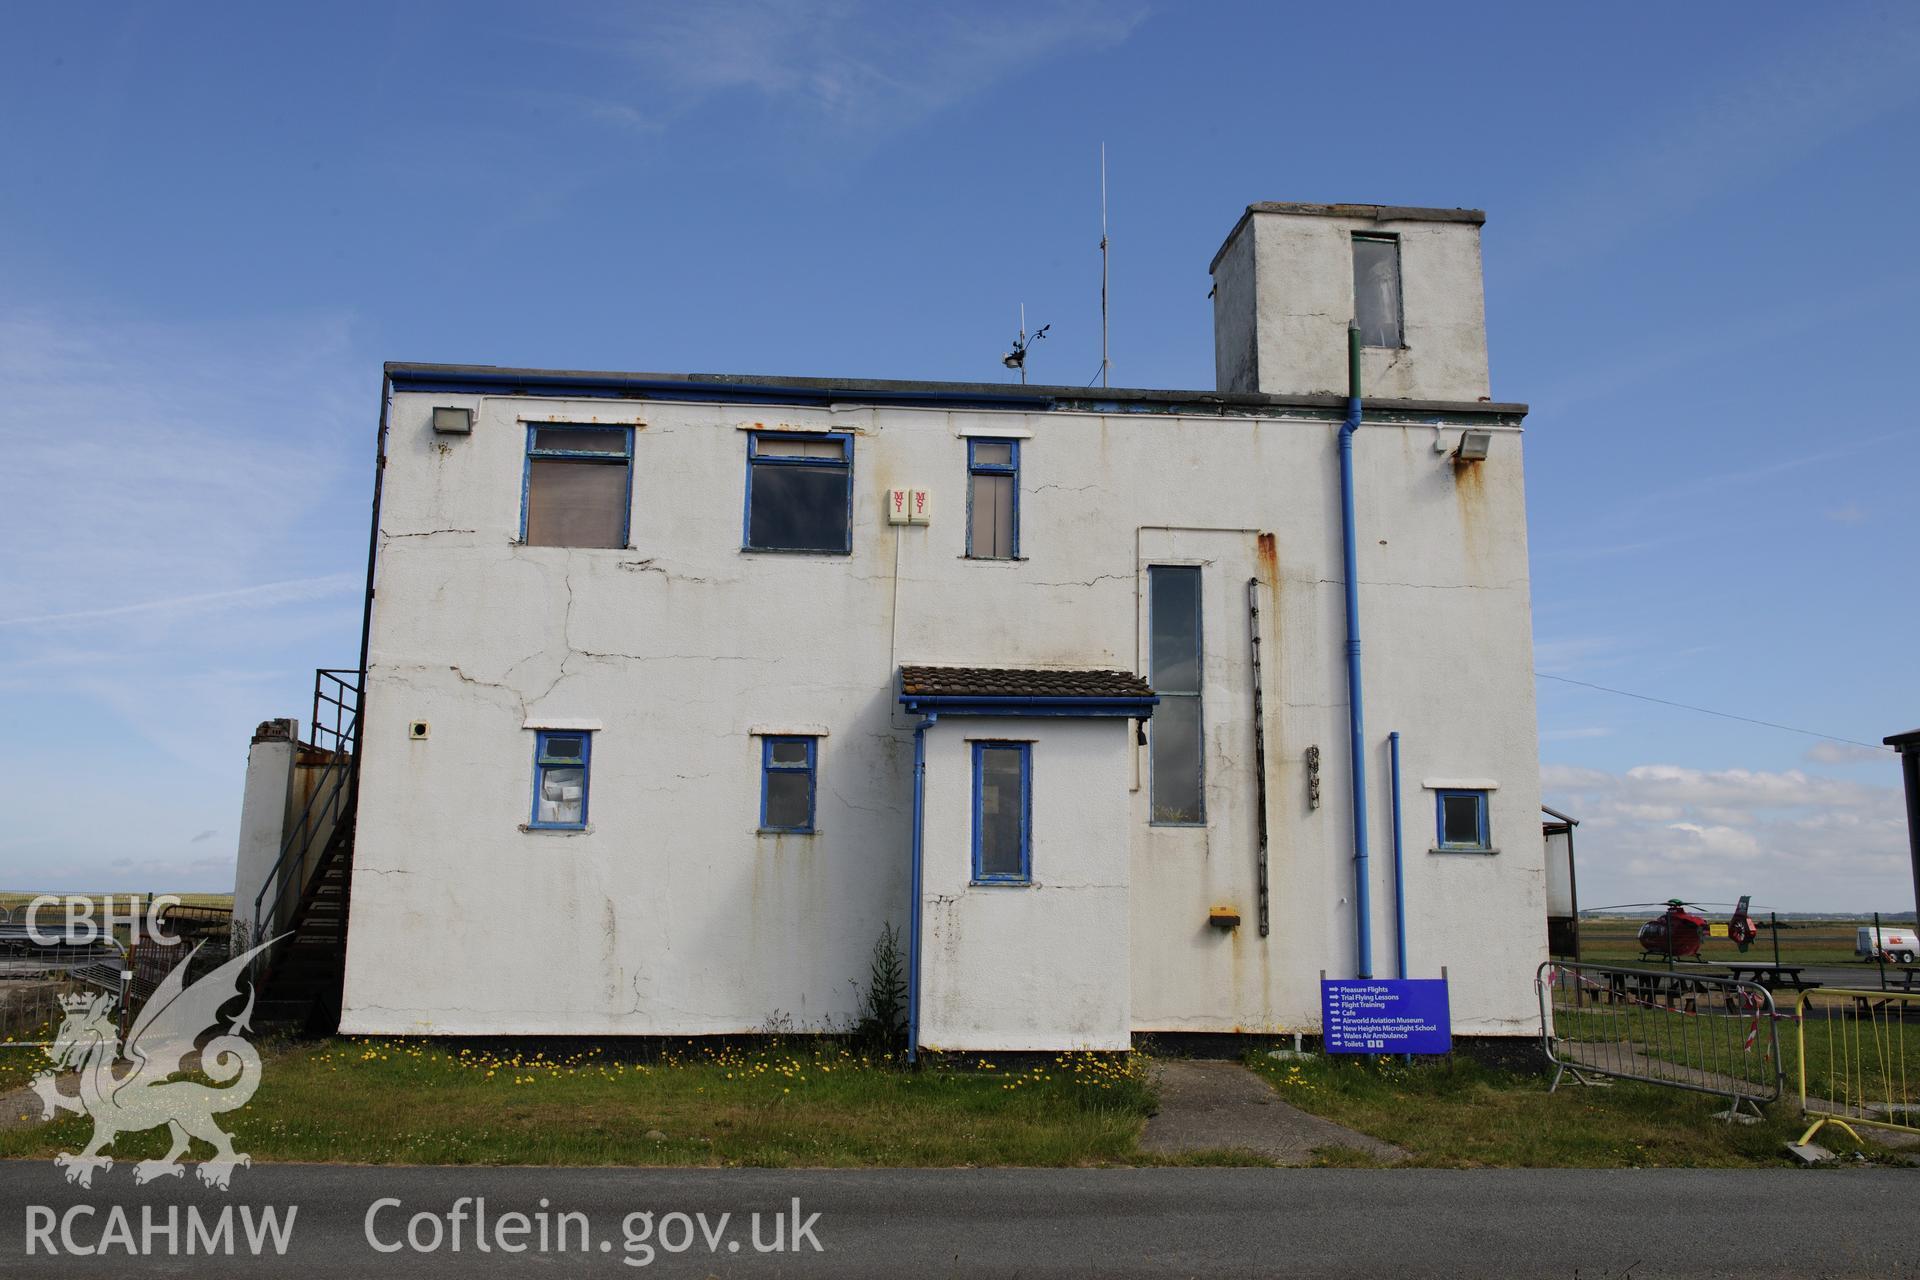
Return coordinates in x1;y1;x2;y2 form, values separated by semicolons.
250;669;360;1033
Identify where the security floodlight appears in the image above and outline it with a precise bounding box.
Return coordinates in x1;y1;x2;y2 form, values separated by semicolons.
432;406;474;435
1454;429;1492;462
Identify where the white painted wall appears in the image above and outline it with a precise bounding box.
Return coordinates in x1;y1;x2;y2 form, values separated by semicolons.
336;202;1540;1044
1212;206;1492;403
338;389;1543;1040
917;717;1132;1052
233;721;295;939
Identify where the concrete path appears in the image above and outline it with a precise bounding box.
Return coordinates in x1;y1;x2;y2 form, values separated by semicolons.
0;1080;51;1133
1139;1059;1405;1165
3;1163;1915;1276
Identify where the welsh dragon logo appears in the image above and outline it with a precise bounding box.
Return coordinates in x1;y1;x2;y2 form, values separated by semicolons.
31;937;278;1190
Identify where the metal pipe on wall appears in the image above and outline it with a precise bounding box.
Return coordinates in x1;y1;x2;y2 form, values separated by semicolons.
1390;730;1407;978
1337;323;1373;978
906;713;937;1063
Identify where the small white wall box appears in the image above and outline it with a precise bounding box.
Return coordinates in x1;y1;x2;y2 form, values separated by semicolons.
887;488;911;524
408;721;431;740
431;406;474;435
908;488;931;524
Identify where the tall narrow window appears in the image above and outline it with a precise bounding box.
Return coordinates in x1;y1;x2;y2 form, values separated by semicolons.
972;741;1031;883
530;731;592;829
1352;234;1403;349
522;425;632;548
966;439;1019;559
1149;565;1204;824
759;736;818;833
744;432;853;553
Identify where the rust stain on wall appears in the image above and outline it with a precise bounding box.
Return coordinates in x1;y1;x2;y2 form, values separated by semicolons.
1255;531;1278;588
1452;458;1491;573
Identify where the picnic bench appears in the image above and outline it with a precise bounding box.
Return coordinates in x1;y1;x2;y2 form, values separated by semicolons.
1717;962;1819;992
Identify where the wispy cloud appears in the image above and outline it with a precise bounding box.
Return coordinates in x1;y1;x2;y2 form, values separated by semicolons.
1825;503;1869;526
0;306;368;890
0;573;358;630
1532;634;1629;676
1805;741;1894;767
1543;726;1610;743
1608;428;1914;519
1543;761;1907;911
1507;7;1920;274
587;0;1148;146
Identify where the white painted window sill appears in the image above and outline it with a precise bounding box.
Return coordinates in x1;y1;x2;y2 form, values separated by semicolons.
520;824;593;835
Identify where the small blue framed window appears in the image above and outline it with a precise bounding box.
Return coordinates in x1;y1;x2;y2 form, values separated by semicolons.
520;425;632;548
744;432;853;553
759;736;818;833
530;731;592;830
1434;788;1490;853
966;438;1019;559
971;741;1032;885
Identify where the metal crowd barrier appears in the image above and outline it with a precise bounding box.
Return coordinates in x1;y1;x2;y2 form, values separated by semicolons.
1537;960;1783;1116
1791;987;1920;1151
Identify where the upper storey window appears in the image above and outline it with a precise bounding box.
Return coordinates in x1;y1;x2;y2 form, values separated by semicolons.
745;433;853;553
1352;234;1403;349
521;425;632;548
966;439;1019;559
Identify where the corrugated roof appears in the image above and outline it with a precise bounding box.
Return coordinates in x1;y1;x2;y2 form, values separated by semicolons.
898;666;1154;700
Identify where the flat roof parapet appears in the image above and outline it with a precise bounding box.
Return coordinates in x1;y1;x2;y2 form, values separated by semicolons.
386;363;1526;423
1209;202;1486;276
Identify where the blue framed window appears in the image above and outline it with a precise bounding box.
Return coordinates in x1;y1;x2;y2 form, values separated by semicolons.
744;432;853;553
530;730;592;829
1435;789;1491;852
1148;565;1205;824
759;736;818;832
971;741;1032;884
966;438;1019;559
520;425;632;549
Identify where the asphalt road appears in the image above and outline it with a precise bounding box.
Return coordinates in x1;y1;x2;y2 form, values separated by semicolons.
1;1163;1914;1277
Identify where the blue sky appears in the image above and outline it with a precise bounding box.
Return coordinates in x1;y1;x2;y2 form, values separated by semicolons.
1;1;1915;911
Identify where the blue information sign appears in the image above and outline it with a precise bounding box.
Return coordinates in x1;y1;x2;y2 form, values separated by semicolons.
1320;978;1452;1054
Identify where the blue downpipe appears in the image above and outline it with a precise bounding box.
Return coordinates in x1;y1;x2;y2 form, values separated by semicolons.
906;714;936;1063
1390;730;1407;979
1338;323;1373;979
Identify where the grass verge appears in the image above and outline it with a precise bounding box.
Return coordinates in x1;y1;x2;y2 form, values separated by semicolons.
1245;1051;1896;1168
0;1039;1154;1168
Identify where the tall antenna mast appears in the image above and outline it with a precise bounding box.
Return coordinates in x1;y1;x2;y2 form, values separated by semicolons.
1099;143;1110;389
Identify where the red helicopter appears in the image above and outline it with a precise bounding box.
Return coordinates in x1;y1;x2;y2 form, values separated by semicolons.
1599;895;1760;961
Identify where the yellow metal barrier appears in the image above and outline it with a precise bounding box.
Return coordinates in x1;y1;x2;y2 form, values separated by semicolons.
1792;987;1920;1151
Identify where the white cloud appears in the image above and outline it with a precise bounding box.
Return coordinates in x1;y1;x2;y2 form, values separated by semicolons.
1542;761;1908;912
1825;503;1869;526
1805;741;1896;766
597;0;1148;143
